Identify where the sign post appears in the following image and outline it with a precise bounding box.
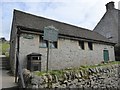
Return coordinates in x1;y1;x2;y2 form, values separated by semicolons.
43;25;58;72
46;41;50;72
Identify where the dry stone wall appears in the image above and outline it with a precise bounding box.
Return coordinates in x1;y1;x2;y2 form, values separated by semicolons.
21;64;120;89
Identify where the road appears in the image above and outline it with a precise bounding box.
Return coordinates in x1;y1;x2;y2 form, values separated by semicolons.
0;69;18;89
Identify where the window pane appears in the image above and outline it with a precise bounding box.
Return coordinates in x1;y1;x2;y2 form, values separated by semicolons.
39;35;57;48
39;35;48;48
50;42;57;48
88;42;93;50
32;57;38;60
79;41;84;50
40;41;47;47
50;43;55;48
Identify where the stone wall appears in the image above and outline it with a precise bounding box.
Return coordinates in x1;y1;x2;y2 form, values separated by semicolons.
21;64;120;89
93;9;118;45
19;33;115;71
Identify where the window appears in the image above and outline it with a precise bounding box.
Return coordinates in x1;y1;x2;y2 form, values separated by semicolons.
39;35;57;48
88;42;93;50
32;56;41;60
32;57;39;60
50;42;57;48
39;35;48;48
79;41;84;50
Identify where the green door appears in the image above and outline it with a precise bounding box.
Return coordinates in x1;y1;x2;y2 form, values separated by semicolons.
103;50;109;62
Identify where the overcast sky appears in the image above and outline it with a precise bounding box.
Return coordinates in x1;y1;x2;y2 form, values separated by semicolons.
1;0;120;40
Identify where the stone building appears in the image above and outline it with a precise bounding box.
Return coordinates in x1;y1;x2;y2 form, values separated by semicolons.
94;1;120;46
94;1;120;60
10;10;115;73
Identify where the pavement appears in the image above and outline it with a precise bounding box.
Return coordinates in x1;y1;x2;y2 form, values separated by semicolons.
0;69;18;89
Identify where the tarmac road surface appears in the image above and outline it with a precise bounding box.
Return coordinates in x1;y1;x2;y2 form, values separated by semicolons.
0;69;18;89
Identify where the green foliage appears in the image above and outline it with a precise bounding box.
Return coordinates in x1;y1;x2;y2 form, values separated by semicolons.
34;61;120;77
0;42;10;57
34;71;47;76
49;70;64;77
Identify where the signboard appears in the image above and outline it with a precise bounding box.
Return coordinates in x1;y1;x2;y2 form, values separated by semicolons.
43;25;58;42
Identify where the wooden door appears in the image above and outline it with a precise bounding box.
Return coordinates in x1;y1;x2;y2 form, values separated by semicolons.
103;50;109;62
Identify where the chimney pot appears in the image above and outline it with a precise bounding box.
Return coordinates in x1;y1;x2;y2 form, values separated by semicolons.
106;1;115;11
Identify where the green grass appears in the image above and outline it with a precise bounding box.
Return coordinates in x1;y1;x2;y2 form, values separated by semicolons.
34;71;47;76
34;70;65;77
79;61;120;69
0;42;10;57
34;61;120;77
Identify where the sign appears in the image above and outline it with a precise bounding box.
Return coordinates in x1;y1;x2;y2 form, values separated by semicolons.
43;25;59;72
22;34;34;39
43;25;58;42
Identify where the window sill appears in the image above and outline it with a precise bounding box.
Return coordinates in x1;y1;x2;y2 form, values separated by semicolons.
39;46;57;49
39;46;47;48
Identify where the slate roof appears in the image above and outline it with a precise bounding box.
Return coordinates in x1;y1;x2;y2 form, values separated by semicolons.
13;10;114;44
93;6;119;45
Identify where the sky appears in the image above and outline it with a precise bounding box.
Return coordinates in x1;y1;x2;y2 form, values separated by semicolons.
1;0;120;40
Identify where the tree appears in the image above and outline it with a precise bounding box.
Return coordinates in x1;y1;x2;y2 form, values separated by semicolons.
0;37;7;42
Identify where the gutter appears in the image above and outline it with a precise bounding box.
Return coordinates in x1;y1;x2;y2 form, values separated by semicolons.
15;27;25;88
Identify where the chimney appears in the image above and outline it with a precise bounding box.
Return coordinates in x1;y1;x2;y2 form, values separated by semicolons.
106;1;115;11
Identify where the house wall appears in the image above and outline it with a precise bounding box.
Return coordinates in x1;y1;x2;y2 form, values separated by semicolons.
118;11;120;46
19;33;115;71
9;15;18;74
94;9;119;46
9;37;17;74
